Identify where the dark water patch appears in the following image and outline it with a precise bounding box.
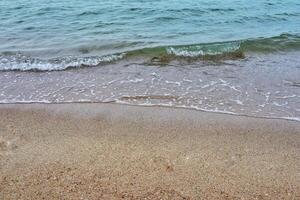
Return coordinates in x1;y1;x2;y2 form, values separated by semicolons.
15;20;25;24
13;6;24;10
24;27;35;31
153;16;180;21
76;26;89;31
208;8;235;12
263;14;288;22
128;7;144;12
93;22;118;28
275;12;299;17
38;7;67;12
165;8;206;15
77;11;101;17
265;2;275;6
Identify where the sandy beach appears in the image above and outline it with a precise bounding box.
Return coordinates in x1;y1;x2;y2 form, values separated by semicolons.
1;1;300;199
0;103;299;199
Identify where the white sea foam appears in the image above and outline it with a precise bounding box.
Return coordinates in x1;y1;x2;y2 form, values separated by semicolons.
0;54;124;71
166;42;241;57
167;47;205;57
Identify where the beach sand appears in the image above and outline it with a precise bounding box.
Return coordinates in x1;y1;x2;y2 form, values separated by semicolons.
0;103;299;199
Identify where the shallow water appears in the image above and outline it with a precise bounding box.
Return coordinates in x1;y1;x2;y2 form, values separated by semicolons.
1;51;299;121
0;0;300;121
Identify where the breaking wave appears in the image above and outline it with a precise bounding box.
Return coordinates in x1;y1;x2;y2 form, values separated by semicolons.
1;33;300;71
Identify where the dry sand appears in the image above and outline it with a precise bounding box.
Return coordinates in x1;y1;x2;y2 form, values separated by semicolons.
0;103;299;199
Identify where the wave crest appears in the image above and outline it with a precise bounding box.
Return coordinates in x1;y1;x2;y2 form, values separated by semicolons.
1;33;300;71
0;53;124;71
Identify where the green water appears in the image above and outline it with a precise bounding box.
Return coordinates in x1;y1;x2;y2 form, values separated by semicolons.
1;0;300;70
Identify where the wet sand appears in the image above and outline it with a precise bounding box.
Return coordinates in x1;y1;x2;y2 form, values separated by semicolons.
0;103;299;199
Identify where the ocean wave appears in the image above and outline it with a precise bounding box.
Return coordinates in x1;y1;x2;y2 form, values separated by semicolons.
0;53;124;71
127;33;300;61
1;33;300;71
240;33;300;52
164;33;300;57
166;42;241;57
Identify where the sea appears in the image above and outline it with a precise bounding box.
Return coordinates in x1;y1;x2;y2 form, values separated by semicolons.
0;0;300;121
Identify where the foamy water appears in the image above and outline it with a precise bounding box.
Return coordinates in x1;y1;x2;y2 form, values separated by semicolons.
1;51;299;121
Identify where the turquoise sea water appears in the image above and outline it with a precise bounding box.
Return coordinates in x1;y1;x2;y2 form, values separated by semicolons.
1;0;300;70
0;0;300;121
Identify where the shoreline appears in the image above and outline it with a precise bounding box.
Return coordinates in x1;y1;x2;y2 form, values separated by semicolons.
0;101;299;123
1;50;300;123
0;103;300;199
